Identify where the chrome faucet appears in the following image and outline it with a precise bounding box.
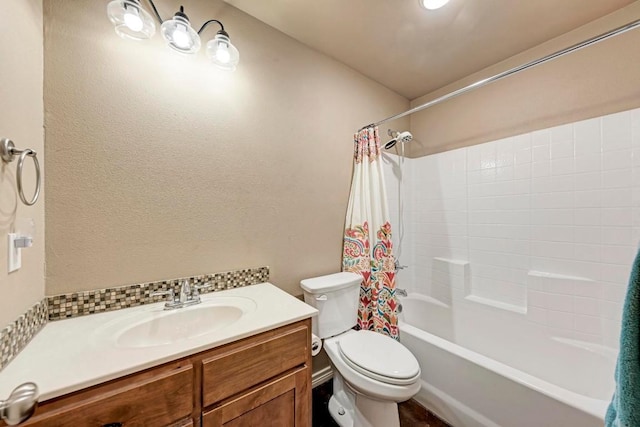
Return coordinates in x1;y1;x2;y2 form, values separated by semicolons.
396;288;408;297
179;280;191;304
151;280;212;310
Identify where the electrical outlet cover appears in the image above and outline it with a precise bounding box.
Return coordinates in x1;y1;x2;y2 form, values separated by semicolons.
8;233;21;273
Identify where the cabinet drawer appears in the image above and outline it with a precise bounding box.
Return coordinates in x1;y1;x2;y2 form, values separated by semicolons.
202;323;308;407
23;364;193;427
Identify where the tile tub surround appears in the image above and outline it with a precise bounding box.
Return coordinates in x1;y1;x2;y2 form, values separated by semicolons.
384;107;640;348
47;266;269;321
0;299;47;371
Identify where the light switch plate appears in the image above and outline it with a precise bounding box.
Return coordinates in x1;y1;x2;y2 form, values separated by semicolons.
8;233;21;273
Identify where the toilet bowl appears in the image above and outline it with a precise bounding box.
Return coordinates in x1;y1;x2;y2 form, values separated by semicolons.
301;272;421;427
324;330;421;427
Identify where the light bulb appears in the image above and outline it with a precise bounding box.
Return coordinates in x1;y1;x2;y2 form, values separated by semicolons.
172;26;191;49
420;0;450;10
107;0;156;40
123;11;143;32
216;45;231;63
160;12;201;54
206;32;240;71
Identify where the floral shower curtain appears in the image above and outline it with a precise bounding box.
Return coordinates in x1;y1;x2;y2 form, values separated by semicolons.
342;126;399;339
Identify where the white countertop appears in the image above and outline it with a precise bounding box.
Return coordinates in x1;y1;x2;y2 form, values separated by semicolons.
0;283;317;401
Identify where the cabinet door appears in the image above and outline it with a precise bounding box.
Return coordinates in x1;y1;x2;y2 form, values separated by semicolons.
202;367;310;427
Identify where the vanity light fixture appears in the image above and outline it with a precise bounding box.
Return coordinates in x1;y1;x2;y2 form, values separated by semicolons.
419;0;450;10
106;0;240;70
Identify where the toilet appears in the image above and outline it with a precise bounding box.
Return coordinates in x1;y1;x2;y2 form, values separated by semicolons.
301;272;421;427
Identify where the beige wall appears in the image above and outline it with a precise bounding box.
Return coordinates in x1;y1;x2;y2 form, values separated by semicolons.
408;2;640;158
0;0;45;327
44;0;409;296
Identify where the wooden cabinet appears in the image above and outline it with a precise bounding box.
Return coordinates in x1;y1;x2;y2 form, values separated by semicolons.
7;319;311;427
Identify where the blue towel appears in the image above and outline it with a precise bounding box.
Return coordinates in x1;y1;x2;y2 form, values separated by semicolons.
606;248;640;427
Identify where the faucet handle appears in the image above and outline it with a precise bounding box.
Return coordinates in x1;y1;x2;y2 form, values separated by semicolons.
394;259;408;271
151;289;175;302
192;283;212;297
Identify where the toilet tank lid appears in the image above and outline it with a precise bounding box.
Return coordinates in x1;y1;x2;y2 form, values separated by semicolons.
300;272;363;294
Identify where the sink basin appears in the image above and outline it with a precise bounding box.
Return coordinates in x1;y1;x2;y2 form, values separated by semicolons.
94;296;257;349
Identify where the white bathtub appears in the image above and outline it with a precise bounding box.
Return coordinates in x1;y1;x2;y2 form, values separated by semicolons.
399;293;616;427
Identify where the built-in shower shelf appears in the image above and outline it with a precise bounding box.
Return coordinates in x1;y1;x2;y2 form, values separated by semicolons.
437;257;528;314
527;270;594;295
431;257;469;306
527;271;593;282
464;294;527;314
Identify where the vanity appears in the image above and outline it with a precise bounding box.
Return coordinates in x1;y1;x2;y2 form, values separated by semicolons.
0;283;317;427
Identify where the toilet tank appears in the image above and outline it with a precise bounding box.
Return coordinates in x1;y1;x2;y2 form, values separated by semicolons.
300;272;362;339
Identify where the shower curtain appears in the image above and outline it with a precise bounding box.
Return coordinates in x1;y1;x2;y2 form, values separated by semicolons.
342;126;399;339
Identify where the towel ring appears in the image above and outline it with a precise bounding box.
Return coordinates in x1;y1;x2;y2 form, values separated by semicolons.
1;138;41;206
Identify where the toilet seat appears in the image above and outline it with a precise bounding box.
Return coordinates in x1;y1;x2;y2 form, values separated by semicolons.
338;330;420;386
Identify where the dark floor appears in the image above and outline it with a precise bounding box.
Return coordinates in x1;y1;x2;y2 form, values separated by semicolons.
312;381;451;427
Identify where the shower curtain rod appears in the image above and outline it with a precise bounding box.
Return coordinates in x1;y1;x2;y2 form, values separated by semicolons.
359;18;640;131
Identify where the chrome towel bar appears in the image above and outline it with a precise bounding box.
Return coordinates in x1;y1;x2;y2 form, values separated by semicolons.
1;138;41;206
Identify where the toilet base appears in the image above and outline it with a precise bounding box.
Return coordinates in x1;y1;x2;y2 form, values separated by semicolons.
329;395;354;427
329;370;401;427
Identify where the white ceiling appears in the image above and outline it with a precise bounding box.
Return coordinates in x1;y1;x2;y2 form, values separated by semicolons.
224;0;634;99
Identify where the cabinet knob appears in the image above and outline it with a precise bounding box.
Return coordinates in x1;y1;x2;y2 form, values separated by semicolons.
0;383;39;426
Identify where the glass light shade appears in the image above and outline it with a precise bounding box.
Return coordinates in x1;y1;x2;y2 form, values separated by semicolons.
420;0;450;10
161;16;201;54
206;33;240;71
107;0;156;40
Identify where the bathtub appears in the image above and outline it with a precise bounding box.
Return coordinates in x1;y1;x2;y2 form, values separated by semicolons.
399;293;616;427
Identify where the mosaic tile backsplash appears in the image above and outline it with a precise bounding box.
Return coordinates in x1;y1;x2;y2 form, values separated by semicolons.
0;266;269;371
48;266;270;321
0;299;47;371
